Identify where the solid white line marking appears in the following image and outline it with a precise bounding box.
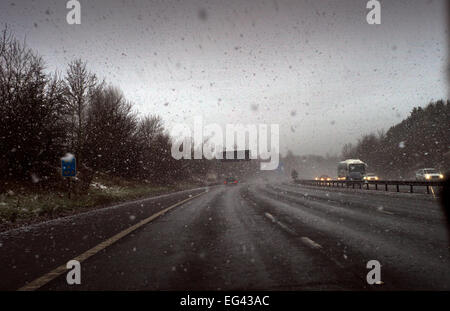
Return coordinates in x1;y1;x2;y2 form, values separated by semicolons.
17;191;206;291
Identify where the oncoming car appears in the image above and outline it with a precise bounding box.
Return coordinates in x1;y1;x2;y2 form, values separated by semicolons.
315;175;332;181
363;173;379;181
415;168;444;181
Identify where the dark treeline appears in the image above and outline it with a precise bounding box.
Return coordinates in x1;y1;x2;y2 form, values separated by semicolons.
0;27;187;192
342;100;450;179
284;101;449;180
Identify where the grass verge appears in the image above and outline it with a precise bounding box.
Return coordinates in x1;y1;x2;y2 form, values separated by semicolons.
0;177;201;232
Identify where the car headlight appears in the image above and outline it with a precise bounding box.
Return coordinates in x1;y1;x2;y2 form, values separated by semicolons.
375;177;379;180
439;174;444;179
425;174;431;180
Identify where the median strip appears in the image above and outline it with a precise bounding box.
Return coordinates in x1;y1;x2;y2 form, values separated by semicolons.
17;191;207;291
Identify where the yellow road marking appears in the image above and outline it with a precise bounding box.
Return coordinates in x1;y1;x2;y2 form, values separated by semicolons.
17;191;206;291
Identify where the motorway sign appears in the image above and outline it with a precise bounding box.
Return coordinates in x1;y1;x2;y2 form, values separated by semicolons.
61;153;76;177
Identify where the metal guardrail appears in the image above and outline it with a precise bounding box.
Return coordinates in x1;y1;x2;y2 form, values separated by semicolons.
294;179;444;194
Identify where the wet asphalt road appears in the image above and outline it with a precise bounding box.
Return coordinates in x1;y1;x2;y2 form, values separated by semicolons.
1;182;450;290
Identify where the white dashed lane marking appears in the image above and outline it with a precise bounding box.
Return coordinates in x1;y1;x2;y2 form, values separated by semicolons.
264;212;322;249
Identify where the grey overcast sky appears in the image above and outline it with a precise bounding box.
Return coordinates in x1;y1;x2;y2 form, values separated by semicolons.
0;0;448;156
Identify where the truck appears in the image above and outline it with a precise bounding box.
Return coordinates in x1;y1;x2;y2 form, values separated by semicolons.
337;159;367;181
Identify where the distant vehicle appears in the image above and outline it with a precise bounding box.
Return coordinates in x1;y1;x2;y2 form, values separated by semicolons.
315;175;332;181
415;168;444;181
206;172;218;182
363;173;379;181
337;159;367;181
224;177;239;185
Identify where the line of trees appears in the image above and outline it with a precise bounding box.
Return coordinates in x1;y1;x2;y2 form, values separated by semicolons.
283;101;449;181
342;100;450;179
0;27;185;192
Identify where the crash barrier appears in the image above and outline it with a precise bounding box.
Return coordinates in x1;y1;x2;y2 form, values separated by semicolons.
294;179;444;194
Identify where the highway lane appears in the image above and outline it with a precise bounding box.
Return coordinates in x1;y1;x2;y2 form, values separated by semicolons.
35;182;450;291
254;183;450;289
0;187;208;291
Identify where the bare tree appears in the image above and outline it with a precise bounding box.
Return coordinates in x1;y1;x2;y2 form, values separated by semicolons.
84;86;138;179
0;26;208;190
136;115;164;146
341;143;355;159
64;59;99;161
0;26;66;184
